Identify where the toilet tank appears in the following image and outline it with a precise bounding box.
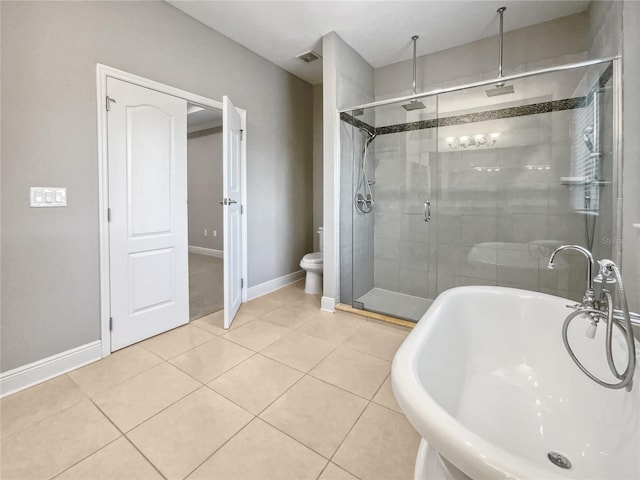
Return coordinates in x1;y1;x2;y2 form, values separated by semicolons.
318;227;324;252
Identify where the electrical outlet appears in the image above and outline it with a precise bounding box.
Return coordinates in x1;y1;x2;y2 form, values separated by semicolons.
213;230;217;237
204;229;208;237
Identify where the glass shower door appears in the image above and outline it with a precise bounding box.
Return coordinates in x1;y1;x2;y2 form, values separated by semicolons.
351;96;439;321
433;61;615;301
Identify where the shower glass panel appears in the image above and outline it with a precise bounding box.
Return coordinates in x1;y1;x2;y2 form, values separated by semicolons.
341;60;616;322
342;96;439;321
435;62;614;301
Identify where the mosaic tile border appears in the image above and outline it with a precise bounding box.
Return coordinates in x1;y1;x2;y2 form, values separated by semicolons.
339;112;375;135
341;96;587;136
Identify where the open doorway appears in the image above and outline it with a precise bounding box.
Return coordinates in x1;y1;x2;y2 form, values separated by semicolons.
98;65;247;354
187;104;224;321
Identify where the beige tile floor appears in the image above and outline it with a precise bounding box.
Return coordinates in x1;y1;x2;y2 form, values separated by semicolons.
0;281;421;480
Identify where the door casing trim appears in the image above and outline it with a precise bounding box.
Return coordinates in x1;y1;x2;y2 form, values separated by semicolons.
96;64;248;357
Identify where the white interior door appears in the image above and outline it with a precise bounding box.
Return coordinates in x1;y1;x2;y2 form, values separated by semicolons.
222;96;243;329
107;77;189;351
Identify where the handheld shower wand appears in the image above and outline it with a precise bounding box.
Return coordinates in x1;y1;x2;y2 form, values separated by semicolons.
355;129;377;214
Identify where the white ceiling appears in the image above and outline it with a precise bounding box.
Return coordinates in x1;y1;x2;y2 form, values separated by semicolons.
187;104;222;132
168;0;590;85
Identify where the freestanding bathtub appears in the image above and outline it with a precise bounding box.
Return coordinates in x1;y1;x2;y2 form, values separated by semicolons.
392;286;639;480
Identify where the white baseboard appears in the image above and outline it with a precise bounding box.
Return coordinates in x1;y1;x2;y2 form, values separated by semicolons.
0;341;102;398
189;245;223;258
247;270;305;301
321;296;336;312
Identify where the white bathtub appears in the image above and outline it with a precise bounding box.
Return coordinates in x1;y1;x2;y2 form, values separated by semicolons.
392;286;639;480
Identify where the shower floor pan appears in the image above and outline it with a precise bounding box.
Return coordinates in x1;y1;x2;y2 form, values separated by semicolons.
356;288;432;322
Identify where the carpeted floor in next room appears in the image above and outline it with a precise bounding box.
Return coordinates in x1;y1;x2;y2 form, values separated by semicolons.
189;253;224;321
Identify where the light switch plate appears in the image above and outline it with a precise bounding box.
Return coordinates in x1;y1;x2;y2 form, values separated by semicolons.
30;187;67;207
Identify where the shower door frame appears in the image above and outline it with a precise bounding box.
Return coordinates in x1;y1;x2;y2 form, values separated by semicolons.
337;56;623;317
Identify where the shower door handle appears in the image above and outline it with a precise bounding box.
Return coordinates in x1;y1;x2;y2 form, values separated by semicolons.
424;201;431;222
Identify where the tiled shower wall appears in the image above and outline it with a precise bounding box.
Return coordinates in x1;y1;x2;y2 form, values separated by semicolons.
435;110;591;301
372;126;437;300
362;97;613;303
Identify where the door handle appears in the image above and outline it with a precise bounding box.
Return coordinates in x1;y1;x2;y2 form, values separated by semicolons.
219;198;238;205
424;201;431;222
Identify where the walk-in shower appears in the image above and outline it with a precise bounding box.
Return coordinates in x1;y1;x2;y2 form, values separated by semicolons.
339;58;619;322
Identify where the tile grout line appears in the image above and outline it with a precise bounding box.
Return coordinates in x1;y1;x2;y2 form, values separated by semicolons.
66;347;165;399
64;393;169;480
254;373;375;468
8;291;404;480
169;345;256;386
180;418;257;478
0;374;91;442
3;391;102;479
139;331;218;362
314;460;334;480
95;360;203;434
325;395;372;480
87;381;174;479
48;435;126;480
81;353;256;480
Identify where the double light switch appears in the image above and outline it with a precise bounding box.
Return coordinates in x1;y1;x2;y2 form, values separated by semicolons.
30;187;67;207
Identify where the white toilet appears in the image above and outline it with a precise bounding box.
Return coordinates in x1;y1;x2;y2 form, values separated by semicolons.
300;227;323;294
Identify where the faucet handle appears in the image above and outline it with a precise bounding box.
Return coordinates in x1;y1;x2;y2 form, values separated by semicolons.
595;259;617;284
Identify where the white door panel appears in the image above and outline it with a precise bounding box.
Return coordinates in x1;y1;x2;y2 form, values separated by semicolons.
107;77;189;351
223;96;243;329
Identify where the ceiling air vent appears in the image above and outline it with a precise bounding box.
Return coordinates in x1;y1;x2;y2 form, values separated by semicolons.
296;50;321;64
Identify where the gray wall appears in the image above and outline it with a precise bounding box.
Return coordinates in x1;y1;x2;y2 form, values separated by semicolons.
313;85;323;252
375;13;589;100
187;131;223;251
0;1;313;372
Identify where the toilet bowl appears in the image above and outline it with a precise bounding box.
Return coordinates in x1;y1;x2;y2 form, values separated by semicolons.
300;227;323;294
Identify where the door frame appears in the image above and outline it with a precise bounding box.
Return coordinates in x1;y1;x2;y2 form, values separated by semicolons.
96;64;248;357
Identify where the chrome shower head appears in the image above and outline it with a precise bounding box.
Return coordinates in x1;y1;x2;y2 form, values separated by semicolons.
485;83;514;97
485;7;515;98
402;100;426;111
402;35;427;112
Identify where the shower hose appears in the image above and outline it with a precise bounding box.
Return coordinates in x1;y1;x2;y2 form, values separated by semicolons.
561;260;636;391
355;132;375;214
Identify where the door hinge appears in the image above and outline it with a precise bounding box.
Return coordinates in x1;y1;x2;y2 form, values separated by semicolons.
240;204;243;215
107;208;111;222
106;96;116;112
240;278;244;289
240;129;244;141
109;317;113;331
